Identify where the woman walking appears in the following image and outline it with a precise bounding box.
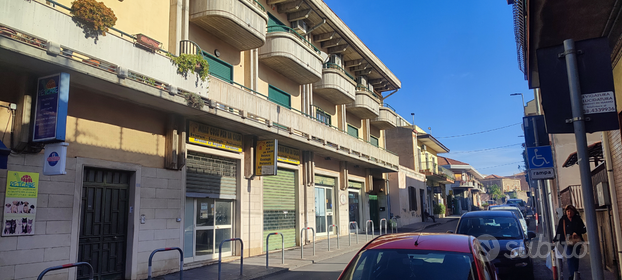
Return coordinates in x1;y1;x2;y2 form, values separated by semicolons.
553;205;586;280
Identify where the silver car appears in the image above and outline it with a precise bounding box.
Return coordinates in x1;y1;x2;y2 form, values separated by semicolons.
489;205;528;235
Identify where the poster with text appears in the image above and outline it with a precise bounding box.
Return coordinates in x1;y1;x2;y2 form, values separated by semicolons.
3;171;39;236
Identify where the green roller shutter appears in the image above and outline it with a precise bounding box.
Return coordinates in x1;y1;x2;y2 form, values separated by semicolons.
263;168;297;250
186;152;237;199
267;13;288;32
370;135;379;147
347;124;358;138
268;85;291;108
202;51;233;83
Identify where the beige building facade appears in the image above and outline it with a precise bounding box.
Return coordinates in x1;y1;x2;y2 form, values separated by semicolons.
0;0;402;279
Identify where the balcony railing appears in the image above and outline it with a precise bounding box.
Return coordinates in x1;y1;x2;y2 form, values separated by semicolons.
371;103;397;129
313;62;356;105
259;25;322;84
190;0;268;50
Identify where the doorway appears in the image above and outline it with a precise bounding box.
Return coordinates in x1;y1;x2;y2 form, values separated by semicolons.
78;168;130;280
315;186;333;235
184;198;233;261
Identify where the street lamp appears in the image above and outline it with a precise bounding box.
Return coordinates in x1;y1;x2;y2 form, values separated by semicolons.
510;93;525;115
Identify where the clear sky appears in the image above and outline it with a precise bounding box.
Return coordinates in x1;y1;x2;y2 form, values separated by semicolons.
323;0;532;177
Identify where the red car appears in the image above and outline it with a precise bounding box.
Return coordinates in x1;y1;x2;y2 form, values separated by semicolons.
338;233;498;280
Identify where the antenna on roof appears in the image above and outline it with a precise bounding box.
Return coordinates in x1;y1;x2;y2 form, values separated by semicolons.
414;220;428;246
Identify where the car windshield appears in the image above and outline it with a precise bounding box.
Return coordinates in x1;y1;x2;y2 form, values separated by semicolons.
508;200;525;206
457;217;522;239
340;249;477;280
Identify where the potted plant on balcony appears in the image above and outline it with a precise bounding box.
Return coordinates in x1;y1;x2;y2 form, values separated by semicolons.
433;203;446;219
166;53;210;83
135;33;161;52
70;0;117;41
181;92;205;109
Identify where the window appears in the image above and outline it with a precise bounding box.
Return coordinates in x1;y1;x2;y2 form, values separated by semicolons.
408;187;417;211
316;109;331;126
268;85;291;108
201;51;233;83
370;135;379;147
347;124;359;138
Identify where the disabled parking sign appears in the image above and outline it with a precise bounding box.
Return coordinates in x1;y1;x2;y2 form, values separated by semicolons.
527;146;555;179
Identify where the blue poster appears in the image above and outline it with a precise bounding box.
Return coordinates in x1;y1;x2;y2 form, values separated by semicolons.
33;73;69;142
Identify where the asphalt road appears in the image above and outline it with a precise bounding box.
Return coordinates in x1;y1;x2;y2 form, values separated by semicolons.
260;220;460;280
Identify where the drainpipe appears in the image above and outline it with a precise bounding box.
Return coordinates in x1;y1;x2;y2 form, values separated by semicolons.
602;131;622;277
306;18;326;34
182;0;189;40
383;89;398;99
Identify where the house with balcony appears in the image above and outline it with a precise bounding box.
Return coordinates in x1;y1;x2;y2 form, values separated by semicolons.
0;0;402;279
385;124;453;226
438;157;485;214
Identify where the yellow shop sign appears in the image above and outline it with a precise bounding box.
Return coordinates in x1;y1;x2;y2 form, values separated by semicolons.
277;145;300;165
188;121;243;152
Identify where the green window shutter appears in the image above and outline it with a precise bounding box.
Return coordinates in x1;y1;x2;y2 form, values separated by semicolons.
370;135;379;147
202;51;233;83
268;13;288;32
269;85;291;108
347;124;358;138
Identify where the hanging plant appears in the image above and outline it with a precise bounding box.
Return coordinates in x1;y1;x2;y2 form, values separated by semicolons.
71;0;117;40
182;92;205;109
167;53;210;83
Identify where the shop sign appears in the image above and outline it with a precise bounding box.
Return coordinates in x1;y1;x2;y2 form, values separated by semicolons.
2;171;39;236
255;139;278;176
188;121;242;152
277;145;300;165
33;73;70;142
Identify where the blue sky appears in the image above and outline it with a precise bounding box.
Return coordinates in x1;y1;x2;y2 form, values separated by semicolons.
323;0;532;176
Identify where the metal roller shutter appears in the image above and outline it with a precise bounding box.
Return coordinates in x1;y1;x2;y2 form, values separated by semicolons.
201;51;233;83
186;152;237;199
263;168;297;251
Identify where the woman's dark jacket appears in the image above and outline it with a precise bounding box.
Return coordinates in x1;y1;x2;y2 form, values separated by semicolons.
554;214;586;242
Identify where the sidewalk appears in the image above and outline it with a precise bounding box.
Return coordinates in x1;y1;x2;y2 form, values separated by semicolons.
153;217;460;280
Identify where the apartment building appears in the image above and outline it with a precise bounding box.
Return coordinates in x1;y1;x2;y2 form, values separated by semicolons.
438;157;485;213
0;0;402;279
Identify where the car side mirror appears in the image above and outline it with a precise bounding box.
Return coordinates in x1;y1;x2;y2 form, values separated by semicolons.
447;230;454;234
527;231;536;240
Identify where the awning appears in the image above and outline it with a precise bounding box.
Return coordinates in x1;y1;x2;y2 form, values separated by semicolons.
562;141;603;168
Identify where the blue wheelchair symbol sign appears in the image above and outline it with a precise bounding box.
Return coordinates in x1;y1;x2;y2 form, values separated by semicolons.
526;146;554;169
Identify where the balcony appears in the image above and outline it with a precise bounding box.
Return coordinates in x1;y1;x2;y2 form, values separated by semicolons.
313;63;356;105
259;26;323;84
420;164;455;184
346;86;380;119
190;0;268;50
371;103;397;129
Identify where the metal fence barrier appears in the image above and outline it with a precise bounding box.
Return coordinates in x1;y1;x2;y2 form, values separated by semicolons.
38;262;94;280
266;232;284;268
218;238;244;280
148;247;183;280
365;220;375;242
328;224;339;251
349;221;359;245
380;218;387;235
300;227;315;258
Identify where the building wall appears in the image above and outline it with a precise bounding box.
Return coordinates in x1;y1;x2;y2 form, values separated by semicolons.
387;166;425;227
551;133;601;193
385;128;416;170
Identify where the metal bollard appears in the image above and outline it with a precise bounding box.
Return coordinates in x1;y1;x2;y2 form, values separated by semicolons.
148;247;183;280
365;220;374;242
328;224;339;251
349;221;359;245
300;227;315;259
218;238;244;280
266;232;284;268
38;262;94;280
380;218;387;235
391;218;399;233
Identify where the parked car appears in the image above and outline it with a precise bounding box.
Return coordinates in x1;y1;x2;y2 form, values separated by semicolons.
488;205;528;235
453;211;536;280
338;233;498;280
506;199;527;215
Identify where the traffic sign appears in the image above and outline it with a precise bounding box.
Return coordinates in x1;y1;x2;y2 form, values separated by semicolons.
526;146;554;169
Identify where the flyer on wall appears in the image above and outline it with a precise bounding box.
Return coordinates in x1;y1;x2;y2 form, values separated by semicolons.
2;171;39;236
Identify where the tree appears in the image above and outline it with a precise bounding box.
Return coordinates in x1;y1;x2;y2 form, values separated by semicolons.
488;184;503;202
508;191;518;199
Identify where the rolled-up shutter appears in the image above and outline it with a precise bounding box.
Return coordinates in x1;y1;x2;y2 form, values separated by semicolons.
186;152;237;199
263;168;297;250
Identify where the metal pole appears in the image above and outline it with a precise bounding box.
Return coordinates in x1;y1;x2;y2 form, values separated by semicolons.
563;39;604;280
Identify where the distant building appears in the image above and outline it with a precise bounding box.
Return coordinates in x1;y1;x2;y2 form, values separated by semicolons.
481;174;521;192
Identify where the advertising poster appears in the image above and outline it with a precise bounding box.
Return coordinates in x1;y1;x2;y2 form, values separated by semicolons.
188;121;243;152
3;171;39;236
255;139;278;176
